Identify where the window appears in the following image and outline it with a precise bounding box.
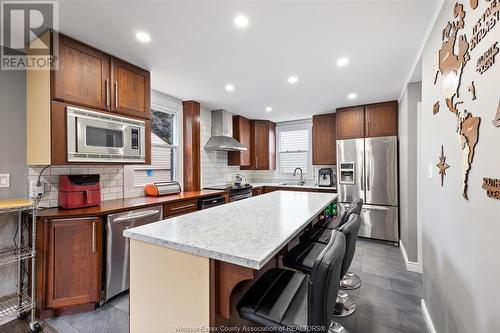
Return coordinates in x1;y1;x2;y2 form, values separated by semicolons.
277;122;311;174
124;104;179;197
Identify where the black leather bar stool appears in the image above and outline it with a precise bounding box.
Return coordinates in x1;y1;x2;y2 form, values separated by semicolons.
282;214;361;317
299;199;363;290
237;230;348;332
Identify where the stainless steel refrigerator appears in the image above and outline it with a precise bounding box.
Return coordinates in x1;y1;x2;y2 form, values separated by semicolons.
337;136;399;243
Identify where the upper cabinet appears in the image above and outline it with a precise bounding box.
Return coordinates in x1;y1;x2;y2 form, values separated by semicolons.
228;116;252;167
364;101;398;137
336;106;365;139
52;35;111;110
111;58;151;119
242;120;276;170
312;113;336;165
336;101;398;140
49;33;150;120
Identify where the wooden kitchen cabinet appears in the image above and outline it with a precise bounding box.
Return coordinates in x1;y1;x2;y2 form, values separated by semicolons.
111;57;151;119
336;101;398;140
164;199;199;218
252;187;264;196
52;35;111;110
242;120;276;170
365;101;398;137
336;106;365;139
41;217;102;311
228;116;252;166
312;113;336;165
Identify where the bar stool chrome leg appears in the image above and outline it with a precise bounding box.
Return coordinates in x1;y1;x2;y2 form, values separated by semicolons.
329;321;349;333
340;271;362;290
333;291;356;317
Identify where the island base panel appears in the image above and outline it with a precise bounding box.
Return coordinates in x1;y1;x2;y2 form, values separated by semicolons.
130;240;210;333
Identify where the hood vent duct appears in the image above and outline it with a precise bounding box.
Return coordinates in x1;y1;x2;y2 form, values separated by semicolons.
204;109;247;152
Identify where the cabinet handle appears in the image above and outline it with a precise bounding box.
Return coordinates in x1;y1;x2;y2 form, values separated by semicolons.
92;221;96;253
256;157;259;169
105;79;110;107
171;203;196;211
114;81;119;109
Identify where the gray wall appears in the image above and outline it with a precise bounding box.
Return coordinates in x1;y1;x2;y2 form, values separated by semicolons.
398;81;421;262
420;1;500;332
0;47;27;298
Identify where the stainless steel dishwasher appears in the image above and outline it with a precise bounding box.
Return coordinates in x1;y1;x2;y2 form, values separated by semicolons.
105;205;163;301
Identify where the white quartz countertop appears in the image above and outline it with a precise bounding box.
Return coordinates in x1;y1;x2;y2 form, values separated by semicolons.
124;191;338;269
251;182;336;191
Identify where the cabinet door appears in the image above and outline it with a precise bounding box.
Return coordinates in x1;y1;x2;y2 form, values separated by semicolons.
52;35;111;110
111;58;151;119
46;218;101;308
312;113;336;165
336;106;365;139
365;101;398;137
228;116;251;166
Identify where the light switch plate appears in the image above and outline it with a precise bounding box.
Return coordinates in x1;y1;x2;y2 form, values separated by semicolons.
0;174;10;188
427;163;433;179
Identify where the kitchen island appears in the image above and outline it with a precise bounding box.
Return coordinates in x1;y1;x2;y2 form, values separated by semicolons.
124;190;337;332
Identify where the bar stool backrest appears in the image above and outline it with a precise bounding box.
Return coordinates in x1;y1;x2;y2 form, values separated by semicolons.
307;230;346;329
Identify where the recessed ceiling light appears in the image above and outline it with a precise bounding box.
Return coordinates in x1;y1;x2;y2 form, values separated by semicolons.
135;31;151;43
234;15;249;28
337;57;349;67
287;76;298;84
225;84;235;92
348;93;357;100
265;106;273;112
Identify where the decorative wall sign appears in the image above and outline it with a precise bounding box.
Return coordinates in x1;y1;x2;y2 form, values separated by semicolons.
436;145;450;187
494;101;500;127
482;178;500;199
470;0;478;10
476;42;498;74
467;81;476;100
433;3;482;200
470;0;499;51
433;101;440;115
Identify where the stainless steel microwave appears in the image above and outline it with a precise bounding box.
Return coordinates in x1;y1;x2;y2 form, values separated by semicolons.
67;106;146;163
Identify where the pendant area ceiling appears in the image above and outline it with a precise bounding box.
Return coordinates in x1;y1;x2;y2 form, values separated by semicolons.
59;0;439;121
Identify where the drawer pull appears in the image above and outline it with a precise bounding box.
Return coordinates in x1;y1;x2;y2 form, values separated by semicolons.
170;203;196;211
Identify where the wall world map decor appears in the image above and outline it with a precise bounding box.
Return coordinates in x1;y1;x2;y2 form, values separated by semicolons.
433;1;498;200
433;101;440;114
482;178;500;199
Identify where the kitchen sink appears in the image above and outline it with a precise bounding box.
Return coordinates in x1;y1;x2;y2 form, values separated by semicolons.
279;182;305;186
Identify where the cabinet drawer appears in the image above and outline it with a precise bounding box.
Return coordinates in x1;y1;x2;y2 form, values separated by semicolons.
164;199;199;217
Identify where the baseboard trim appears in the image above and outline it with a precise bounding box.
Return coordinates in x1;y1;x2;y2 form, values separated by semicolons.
399;241;422;273
421;299;437;333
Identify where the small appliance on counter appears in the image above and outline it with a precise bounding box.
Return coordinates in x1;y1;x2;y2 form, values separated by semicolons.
318;168;334;187
144;181;181;196
58;175;101;209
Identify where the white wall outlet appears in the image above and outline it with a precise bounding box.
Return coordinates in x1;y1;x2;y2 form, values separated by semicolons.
29;179;45;200
0;174;10;188
427;163;433;179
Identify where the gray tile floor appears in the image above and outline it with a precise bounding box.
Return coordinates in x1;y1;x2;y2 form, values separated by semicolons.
335;239;426;333
1;239;425;333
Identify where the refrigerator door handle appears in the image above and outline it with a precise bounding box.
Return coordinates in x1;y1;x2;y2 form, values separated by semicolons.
361;151;365;191
367;155;370;191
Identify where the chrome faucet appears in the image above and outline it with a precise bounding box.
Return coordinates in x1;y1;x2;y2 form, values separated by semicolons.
293;167;304;185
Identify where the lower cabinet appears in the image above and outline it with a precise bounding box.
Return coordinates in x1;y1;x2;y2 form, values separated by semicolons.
37;217;102;317
252;187;264;196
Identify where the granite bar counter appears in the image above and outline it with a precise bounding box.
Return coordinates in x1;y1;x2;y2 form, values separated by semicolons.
124;191;337;332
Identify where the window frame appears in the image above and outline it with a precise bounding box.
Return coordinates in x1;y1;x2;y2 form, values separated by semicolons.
124;103;180;198
276;120;313;176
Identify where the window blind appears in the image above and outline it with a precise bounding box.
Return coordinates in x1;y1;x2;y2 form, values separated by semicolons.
279;129;309;174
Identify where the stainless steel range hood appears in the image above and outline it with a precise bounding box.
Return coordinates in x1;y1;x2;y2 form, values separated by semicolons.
204;109;247;152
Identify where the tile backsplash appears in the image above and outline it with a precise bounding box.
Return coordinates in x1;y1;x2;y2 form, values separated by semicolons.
28;165;124;208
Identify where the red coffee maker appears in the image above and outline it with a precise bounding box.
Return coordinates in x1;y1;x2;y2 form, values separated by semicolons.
58;175;101;209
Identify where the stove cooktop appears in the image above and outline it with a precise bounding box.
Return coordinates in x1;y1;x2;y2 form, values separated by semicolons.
204;183;252;191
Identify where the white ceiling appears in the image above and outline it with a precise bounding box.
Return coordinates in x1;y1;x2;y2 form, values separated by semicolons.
58;0;438;121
